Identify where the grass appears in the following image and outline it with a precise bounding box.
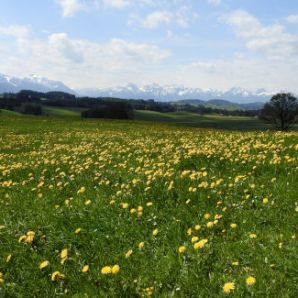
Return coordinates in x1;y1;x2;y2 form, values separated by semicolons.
42;106;87;117
134;110;271;130
0;115;297;297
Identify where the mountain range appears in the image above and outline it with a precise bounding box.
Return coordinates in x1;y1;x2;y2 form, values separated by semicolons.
0;73;272;104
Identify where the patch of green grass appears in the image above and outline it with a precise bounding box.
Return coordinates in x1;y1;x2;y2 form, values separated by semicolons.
42;106;87;117
0;115;297;297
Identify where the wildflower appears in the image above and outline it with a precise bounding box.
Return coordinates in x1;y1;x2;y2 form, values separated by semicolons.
51;271;65;281
246;276;256;286
191;236;199;243
39;260;49;269
0;272;4;284
193;239;208;250
206;221;214;228
204;213;211;220
77;187;86;194
263;198;269;204
146;202;153;207
249;233;257;239
60;248;68;264
84;200;91;206
138;242;145;249
75;227;81;234
230;223;237;229
6;254;12;263
125;249;133;258
152;228;159;236
111;265;120;274
194;224;201;231
223;282;235;293
101;266;112;274
121;203;129;209
82;265;89;273
232;261;239;266
178;245;186;253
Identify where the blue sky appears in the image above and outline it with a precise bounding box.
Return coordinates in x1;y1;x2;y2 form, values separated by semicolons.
0;0;298;92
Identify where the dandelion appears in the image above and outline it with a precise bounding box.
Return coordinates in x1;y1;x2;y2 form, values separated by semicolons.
82;265;89;273
249;233;257;239
193;239;208;250
77;187;86;194
111;264;120;274
246;276;256;286
191;236;199;243
223;282;235;293
125;249;133;258
206;222;214;228
194;224;201;231
146;202;153;207
75;227;81;234
84;200;91;206
51;271;65;281
138;242;145;249
101;266;112;274
60;248;68;264
178;245;186;253
153;228;159;236
121;203;129;209
39;260;49;269
230;223;237;229
0;272;4;284
263;198;269;204
6;254;12;263
204;213;211;220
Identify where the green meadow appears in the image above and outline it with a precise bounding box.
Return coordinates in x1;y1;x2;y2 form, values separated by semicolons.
0;114;297;297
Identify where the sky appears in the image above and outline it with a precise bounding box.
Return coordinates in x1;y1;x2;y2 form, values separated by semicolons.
0;0;298;92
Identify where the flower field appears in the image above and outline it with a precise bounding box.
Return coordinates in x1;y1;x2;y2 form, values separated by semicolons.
0;116;297;297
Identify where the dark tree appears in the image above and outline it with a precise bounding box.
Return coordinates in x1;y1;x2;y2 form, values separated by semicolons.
259;93;298;130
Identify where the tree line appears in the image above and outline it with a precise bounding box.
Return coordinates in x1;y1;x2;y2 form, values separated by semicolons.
0;90;260;119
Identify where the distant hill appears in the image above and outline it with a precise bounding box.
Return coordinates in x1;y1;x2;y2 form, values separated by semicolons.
175;99;264;110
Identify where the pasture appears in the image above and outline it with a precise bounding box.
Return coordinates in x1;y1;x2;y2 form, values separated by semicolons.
0;115;297;297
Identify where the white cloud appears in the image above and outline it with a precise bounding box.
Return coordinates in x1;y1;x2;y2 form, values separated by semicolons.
0;27;171;88
142;11;172;29
286;15;298;24
221;10;298;60
56;0;85;17
207;0;222;6
129;6;198;29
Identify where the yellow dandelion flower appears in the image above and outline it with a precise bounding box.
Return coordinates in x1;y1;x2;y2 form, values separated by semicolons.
230;223;237;229
232;261;239;266
51;271;65;281
82;265;89;273
195;224;201;231
249;233;257;239
246;276;256;286
193;239;208;250
191;236;199;243
60;248;68;259
39;260;49;269
121;202;129;209
204;213;211;220
125;249;133;258
178;245;186;253
138;242;145;249
111;264;120;274
101;266;112;274
263;198;269;204
6;254;12;263
77;187;86;194
223;282;235;293
206;221;214;228
84;200;91;206
146;202;153;207
152;228;159;236
75;227;81;234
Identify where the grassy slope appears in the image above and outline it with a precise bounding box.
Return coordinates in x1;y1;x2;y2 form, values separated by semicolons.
42;106;87;117
0;115;297;297
134;110;270;130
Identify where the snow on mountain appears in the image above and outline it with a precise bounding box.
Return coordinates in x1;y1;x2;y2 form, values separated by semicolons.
0;73;273;103
0;74;75;94
77;84;272;103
